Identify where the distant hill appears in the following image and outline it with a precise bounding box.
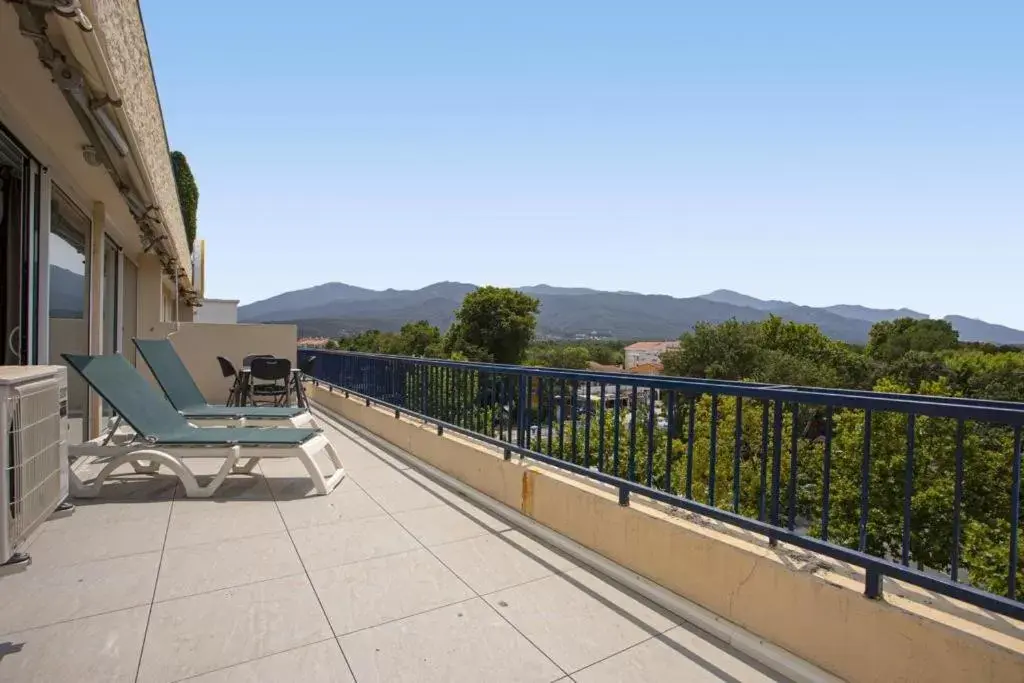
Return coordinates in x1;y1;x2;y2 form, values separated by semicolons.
238;282;1024;346
49;265;86;318
824;304;928;324
699;289;794;312
943;315;1024;345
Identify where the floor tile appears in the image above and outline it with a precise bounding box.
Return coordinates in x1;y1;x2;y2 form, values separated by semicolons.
0;606;149;683
325;442;408;475
71;462;178;501
273;479;386;530
310;548;474;634
24;515;166;567
174;471;274;501
431;531;576;595
317;422;409;469
363;479;445;514
572;624;783;683
0;552;159;635
392;504;493;547
347;464;416;491
290;515;420;571
41;497;172;532
439;492;513;533
186;640;354;683
483;568;676;672
137;574;333;683
155;531;303;601
164;501;285;549
339;598;563;683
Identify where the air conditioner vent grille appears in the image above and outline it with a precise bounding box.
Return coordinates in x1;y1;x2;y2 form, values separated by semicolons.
6;379;63;548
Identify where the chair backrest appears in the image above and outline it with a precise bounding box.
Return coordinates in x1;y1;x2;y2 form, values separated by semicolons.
216;356;237;379
61;354;192;438
299;355;317;376
243;353;274;368
250;356;291;381
132;338;209;410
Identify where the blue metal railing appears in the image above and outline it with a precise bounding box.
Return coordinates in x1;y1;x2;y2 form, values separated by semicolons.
300;348;1024;620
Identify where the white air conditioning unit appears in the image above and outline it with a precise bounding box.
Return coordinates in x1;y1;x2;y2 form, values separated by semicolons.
0;366;71;573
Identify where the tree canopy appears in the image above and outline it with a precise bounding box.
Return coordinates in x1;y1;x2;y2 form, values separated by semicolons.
444;286;539;364
867;317;959;362
661;315;875;388
319;302;1024;601
330;320;443;357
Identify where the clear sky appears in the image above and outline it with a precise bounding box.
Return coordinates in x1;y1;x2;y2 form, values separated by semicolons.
142;1;1024;327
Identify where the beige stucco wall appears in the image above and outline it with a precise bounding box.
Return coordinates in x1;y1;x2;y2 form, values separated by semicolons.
0;3;141;254
137;323;297;404
313;387;1024;683
48;319;89;417
89;0;190;271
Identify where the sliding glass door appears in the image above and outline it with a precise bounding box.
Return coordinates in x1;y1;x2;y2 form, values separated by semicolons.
48;185;91;440
0;128;41;366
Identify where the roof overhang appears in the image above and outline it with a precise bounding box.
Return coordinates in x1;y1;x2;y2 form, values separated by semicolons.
8;0;198;305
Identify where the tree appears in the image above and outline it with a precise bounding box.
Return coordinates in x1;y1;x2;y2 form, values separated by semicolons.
526;343;591;369
662;315;874;389
867;318;959;362
942;349;1024;402
444;287;539;364
170;151;199;253
662;319;762;380
396;320;443;357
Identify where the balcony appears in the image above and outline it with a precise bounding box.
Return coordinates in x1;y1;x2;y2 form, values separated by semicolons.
0;413;786;682
3;347;1023;682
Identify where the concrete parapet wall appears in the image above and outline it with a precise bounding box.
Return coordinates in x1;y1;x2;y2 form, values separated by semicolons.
138;323;297;404
312;386;1024;683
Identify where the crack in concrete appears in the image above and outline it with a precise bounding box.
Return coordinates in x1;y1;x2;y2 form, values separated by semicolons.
728;560;761;616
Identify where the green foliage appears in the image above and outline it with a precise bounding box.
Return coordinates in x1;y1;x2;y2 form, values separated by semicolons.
941;349;1024;402
335;321;443;357
170;151;199;253
525;339;625;369
867;317;959;362
444;287;539;364
320;304;1024;602
661;315;873;388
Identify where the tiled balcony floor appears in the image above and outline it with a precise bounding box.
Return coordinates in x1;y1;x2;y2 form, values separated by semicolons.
0;415;787;683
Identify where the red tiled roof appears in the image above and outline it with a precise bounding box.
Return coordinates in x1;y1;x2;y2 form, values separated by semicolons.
624;341;680;351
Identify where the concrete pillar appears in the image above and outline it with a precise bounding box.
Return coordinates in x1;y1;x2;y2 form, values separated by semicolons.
87;201;104;439
136;254;164;337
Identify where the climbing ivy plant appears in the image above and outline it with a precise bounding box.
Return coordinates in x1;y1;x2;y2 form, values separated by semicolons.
170;150;198;252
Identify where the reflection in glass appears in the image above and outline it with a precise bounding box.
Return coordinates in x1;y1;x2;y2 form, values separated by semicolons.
48;187;90;435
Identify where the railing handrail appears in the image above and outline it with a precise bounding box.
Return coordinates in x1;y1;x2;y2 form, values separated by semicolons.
301;348;1024;622
304;348;1024;423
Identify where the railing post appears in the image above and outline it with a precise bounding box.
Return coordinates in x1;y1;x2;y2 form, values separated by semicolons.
769;399;783;546
421;366;428;416
864;566;884;600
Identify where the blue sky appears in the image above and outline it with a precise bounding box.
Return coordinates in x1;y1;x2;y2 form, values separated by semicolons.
142;1;1024;327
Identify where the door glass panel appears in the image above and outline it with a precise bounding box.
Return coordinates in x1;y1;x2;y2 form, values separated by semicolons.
49;186;90;440
102;239;119;355
122;258;138;366
0;134;25;365
101;238;120;417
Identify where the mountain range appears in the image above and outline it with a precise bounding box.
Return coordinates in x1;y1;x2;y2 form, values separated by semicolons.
238;282;1024;346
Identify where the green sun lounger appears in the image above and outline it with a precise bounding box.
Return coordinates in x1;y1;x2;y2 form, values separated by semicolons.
133;338;315;428
63;353;344;498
